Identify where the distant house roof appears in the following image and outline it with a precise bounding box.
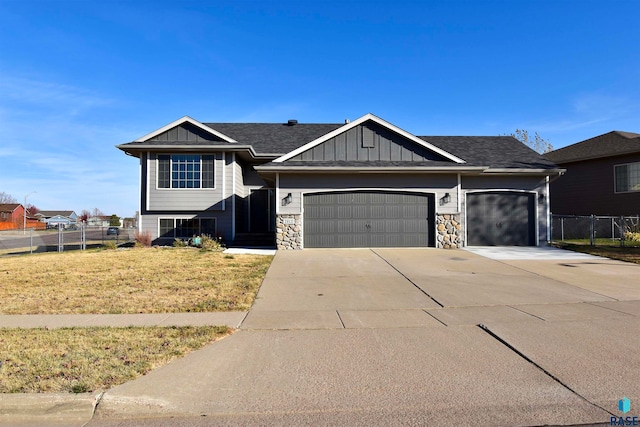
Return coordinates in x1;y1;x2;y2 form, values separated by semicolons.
544;131;640;164
0;203;21;213
37;210;77;219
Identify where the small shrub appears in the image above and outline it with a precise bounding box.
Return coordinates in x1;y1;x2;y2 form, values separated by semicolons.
198;234;225;252
71;382;90;394
624;232;640;242
103;241;117;250
134;230;152;247
173;238;187;248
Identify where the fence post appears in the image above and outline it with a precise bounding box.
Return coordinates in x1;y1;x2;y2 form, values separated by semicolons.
589;214;595;246
30;227;33;254
561;217;564;241
620;216;625;247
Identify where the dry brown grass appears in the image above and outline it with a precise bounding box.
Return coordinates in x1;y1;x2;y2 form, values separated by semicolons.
0;326;230;393
0;248;273;314
553;242;640;264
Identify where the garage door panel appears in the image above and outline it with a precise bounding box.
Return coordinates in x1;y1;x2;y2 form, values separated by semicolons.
304;191;433;248
467;192;535;246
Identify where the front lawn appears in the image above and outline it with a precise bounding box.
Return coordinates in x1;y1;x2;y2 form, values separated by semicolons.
0;326;229;393
0;248;273;314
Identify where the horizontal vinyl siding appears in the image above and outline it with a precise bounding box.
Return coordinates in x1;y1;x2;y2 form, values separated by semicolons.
277;173;459;215
550;154;640;215
147;153;225;211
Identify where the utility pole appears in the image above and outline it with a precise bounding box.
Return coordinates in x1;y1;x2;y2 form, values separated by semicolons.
23;191;36;235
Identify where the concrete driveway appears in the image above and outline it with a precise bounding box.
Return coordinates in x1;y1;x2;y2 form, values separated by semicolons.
93;248;640;426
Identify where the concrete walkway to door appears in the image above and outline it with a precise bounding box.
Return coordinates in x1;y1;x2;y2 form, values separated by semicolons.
90;248;640;426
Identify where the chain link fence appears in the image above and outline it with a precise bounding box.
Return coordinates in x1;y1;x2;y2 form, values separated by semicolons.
0;225;135;256
551;215;640;246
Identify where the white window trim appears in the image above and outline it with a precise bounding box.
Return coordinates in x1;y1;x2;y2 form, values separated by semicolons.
155;154;217;191
157;216;217;239
614;162;640;194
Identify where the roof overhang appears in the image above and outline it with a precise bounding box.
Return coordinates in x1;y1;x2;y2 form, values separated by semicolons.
116;144;279;162
273;113;466;164
255;164;565;176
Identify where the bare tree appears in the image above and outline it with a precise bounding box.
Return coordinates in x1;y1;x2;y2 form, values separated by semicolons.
0;192;17;204
510;129;554;154
91;208;105;218
79;209;91;222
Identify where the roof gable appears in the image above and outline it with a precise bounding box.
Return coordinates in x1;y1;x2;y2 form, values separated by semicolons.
135;116;237;143
274;113;465;164
286;121;456;163
0;204;20;213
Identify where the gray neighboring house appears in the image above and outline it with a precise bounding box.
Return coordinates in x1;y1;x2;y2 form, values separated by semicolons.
117;113;563;249
544;131;640;216
36;211;78;228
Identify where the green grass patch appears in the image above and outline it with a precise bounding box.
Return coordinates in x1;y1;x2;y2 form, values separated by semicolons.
0;326;230;393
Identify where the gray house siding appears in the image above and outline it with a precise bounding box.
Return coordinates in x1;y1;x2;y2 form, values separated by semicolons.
289;123;451;162
549;153;640;216
277;173;459;216
146;152;226;211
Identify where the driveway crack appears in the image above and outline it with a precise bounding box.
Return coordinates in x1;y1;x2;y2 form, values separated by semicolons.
370;249;444;308
478;324;614;417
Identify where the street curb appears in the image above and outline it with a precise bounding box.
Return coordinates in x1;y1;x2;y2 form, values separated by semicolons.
0;392;97;426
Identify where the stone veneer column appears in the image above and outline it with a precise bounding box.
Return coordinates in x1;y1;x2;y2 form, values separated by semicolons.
276;214;302;250
436;213;462;249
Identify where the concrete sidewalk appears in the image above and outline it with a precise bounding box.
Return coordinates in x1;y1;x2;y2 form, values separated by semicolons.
3;248;639;426
0;312;248;329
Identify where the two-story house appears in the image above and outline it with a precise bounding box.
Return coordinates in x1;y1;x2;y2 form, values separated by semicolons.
117;113;563;249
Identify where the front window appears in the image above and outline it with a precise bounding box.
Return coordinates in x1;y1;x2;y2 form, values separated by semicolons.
615;162;640;193
159;218;216;239
157;155;215;189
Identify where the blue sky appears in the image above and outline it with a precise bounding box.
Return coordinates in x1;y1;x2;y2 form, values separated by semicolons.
1;0;638;217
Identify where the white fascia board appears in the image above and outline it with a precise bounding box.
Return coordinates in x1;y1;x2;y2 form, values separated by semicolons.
482;168;566;175
254;165;486;173
274;113;466;164
134;116;237;143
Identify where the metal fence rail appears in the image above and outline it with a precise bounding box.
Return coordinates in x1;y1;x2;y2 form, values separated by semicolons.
0;225;134;256
552;214;640;246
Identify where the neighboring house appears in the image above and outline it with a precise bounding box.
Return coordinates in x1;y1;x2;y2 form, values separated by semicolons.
86;216;111;227
117;113;563;249
0;203;25;230
0;204;42;230
36;211;78;228
545;131;640;216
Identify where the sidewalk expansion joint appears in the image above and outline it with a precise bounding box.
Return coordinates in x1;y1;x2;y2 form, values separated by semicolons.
84;391;105;426
370;249;444;308
477;324;614;417
336;310;346;329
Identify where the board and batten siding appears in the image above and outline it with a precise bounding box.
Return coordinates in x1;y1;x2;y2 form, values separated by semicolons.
277;173;459;216
460;175;549;244
146;152;226;211
289;123;451;162
149;123;226;142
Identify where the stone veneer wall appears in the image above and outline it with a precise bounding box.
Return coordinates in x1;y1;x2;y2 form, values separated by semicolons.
276;214;302;250
436;213;462;249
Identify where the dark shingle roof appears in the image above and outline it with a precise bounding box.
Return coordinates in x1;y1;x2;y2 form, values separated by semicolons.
119;120;559;170
0;204;20;213
205;123;343;154
544;131;640;164
421;136;558;169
